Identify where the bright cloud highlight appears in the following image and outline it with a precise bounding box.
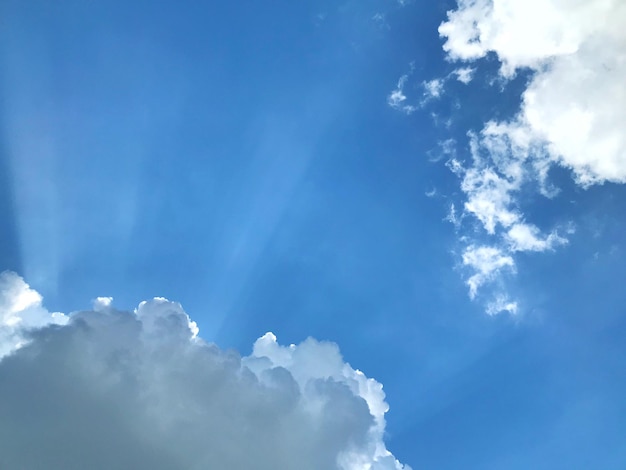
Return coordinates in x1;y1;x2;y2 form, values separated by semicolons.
0;271;67;357
427;0;626;312
0;272;409;470
440;0;626;184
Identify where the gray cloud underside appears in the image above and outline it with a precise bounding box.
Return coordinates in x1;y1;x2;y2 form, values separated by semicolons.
0;272;408;470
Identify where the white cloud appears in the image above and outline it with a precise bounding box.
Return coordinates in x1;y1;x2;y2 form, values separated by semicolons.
433;0;626;311
0;271;67;357
389;67;471;117
438;0;625;73
0;272;410;470
459;159;521;234
447;129;568;306
387;68;473;126
388;68;447;114
440;0;626;184
439;0;587;75
422;78;444;100
386;1;622;312
518;44;626;185
462;245;515;299
453;67;474;84
486;294;518;316
506;223;567;252
93;296;113;310
387;74;417;115
445;203;462;229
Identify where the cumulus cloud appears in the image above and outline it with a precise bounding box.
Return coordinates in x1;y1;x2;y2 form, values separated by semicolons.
0;271;67;357
440;0;626;184
427;0;626;311
0;272;409;470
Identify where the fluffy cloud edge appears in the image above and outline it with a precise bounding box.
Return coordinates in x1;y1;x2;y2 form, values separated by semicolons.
439;0;626;186
0;271;410;470
412;0;626;313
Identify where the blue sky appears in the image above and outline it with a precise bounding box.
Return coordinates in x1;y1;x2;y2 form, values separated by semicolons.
1;0;626;468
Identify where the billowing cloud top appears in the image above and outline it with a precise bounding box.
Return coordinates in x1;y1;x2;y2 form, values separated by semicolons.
0;272;409;470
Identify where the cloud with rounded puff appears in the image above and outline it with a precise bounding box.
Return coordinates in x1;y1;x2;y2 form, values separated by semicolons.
0;271;409;470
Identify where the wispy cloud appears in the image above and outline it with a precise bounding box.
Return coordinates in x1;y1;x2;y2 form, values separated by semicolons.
388;65;474;118
387;1;624;313
0;271;67;357
0;272;410;470
387;73;446;113
423;78;444;100
452;67;474;84
416;0;626;313
446;125;569;311
462;245;515;300
387;74;418;115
